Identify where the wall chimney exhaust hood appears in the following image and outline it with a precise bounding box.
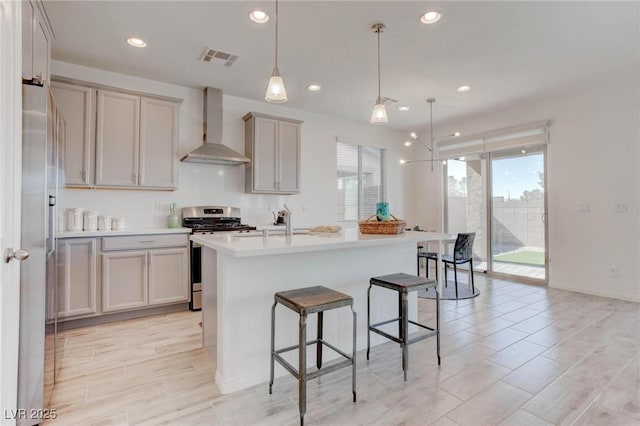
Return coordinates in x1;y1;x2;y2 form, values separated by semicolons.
181;87;250;165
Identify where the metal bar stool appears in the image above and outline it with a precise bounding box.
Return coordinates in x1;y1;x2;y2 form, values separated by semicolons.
270;286;357;426
367;273;440;381
417;244;439;281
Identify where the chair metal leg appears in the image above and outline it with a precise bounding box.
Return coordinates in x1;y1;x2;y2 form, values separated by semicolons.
444;262;448;288
316;311;323;370
436;285;441;366
454;263;459;299
470;259;475;293
269;301;277;394
434;258;438;282
351;306;357;403
417;254;421;277
401;291;409;381
367;283;372;361
299;312;307;426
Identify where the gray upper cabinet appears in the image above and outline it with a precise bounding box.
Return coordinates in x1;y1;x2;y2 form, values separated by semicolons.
96;90;141;187
51;81;95;187
243;112;302;194
51;80;181;190
139;98;179;189
22;0;51;85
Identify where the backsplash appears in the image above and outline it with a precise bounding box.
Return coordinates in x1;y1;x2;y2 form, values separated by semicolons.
58;164;299;230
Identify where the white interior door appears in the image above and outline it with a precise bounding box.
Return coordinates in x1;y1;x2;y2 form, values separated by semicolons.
0;1;23;423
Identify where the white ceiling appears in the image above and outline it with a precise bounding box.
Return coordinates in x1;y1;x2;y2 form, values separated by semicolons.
46;1;639;131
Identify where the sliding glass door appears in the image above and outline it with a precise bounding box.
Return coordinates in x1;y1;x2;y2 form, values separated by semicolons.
444;147;548;282
444;158;487;271
489;148;547;281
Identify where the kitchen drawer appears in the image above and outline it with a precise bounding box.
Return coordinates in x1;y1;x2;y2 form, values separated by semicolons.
102;234;188;251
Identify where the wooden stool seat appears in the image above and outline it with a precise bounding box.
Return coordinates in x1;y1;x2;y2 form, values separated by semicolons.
270;285;356;426
370;273;437;292
367;273;440;381
275;286;353;314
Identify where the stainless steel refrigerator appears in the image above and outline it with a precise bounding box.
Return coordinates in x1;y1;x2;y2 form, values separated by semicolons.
18;82;63;426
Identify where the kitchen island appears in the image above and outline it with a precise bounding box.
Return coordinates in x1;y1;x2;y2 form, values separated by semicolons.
191;229;455;394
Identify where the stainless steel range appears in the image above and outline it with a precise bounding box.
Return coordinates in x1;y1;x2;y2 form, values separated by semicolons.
182;206;256;310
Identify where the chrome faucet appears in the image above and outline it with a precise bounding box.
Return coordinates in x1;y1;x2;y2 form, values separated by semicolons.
284;211;293;236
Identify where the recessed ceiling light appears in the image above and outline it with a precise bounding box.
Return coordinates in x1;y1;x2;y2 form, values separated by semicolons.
404;141;412;147
521;149;527;154
420;11;442;24
126;37;146;48
400;159;407;164
454;131;461;137
459;156;466;161
398;106;410;112
306;84;321;91
249;10;269;23
410;132;417;139
442;160;447;165
457;85;471;92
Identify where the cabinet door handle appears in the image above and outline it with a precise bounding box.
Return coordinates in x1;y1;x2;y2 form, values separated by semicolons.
139;240;155;244
82;170;87;182
33;73;44;86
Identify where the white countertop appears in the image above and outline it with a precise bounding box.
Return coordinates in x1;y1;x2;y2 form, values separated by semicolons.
190;229;456;257
57;227;191;238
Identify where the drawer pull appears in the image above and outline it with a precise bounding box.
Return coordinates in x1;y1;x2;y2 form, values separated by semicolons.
139;240;155;244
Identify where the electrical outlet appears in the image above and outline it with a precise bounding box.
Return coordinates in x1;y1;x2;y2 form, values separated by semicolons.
577;203;591;213
609;267;619;278
303;203;311;213
614;203;628;213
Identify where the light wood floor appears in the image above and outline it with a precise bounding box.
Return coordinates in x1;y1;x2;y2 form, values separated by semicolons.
45;274;640;425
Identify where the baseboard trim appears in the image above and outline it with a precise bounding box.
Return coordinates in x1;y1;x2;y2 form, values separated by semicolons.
50;303;190;332
549;283;640;303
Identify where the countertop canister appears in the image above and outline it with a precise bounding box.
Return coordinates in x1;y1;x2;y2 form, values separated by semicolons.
98;215;112;231
83;211;98;231
67;208;84;232
112;217;125;231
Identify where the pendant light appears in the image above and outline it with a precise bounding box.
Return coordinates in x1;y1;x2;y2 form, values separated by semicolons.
401;98;461;171
370;23;388;124
265;0;287;103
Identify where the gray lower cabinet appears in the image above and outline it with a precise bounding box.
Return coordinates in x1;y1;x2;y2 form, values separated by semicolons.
101;234;189;313
102;250;148;313
56;238;98;319
148;248;189;305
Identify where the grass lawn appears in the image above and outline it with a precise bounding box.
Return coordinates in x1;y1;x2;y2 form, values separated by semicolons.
493;250;545;266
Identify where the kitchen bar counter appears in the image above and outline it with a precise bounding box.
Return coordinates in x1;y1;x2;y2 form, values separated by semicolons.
196;230;455;394
57;227;191;238
190;229;455;257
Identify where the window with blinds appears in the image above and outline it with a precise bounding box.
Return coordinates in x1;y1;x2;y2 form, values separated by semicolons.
336;142;386;221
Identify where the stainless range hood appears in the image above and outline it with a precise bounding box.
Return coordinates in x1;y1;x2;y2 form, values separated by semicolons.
181;87;250;165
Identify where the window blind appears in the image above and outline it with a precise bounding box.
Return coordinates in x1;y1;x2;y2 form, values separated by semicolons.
437;120;550;159
337;141;386;221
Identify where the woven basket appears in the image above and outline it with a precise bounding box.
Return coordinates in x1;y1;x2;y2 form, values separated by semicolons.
358;215;407;235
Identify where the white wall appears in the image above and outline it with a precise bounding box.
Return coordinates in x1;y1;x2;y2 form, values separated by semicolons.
411;76;640;302
52;60;409;230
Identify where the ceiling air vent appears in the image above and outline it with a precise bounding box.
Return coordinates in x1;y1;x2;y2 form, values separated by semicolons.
200;48;238;67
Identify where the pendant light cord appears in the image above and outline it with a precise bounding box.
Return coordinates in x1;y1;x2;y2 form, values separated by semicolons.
275;0;279;70
430;101;434;151
377;27;381;101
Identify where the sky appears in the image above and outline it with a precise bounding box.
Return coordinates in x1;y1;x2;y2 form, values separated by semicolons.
448;153;544;199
